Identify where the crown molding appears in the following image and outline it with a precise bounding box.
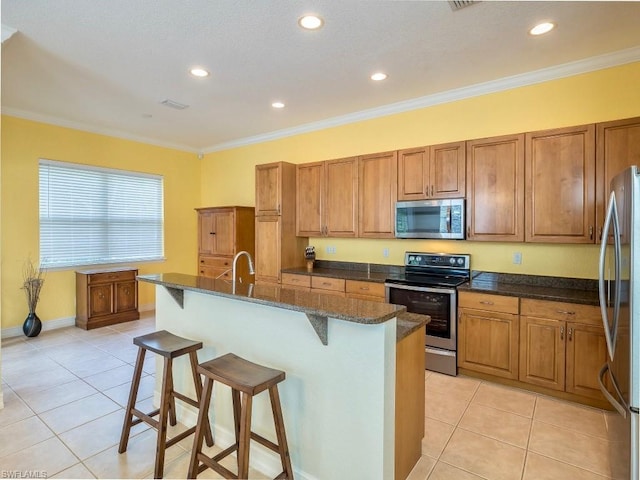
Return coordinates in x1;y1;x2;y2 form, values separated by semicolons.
1;107;199;154
204;45;640;153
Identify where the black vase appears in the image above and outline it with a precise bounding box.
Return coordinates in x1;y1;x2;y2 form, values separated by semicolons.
23;312;42;337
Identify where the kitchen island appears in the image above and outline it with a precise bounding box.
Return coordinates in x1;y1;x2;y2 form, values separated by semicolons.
137;273;426;480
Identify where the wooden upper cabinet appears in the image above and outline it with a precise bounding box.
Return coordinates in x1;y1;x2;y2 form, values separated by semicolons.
466;134;525;241
525;124;596;243
596;116;640;240
296;161;324;236
398;141;465;200
325;157;358;237
359;151;398;238
296;157;358;237
255;163;281;216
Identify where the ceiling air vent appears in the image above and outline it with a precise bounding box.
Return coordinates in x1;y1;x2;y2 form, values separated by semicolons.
160;99;189;110
448;0;478;11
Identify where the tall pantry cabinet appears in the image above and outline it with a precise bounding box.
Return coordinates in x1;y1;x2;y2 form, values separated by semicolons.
255;162;307;284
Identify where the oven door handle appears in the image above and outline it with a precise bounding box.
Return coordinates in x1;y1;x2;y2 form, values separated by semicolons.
385;282;457;295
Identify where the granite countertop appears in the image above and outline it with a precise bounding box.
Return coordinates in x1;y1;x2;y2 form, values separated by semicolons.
281;260;404;284
138;273;418;334
459;271;600;306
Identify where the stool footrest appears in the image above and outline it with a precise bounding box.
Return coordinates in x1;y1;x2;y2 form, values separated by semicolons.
165;426;197;448
250;432;279;453
173;391;200;409
131;408;160;430
197;452;236;479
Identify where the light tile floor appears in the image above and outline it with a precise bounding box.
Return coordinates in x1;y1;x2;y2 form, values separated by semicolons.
1;314;617;479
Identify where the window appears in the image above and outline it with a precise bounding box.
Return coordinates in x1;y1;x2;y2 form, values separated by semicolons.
39;159;164;268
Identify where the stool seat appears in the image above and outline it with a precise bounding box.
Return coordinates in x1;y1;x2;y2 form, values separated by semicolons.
119;330;213;479
189;353;293;479
134;330;203;358
198;353;285;395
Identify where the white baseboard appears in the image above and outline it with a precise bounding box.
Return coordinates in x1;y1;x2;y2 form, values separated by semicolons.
1;306;156;338
1;315;76;338
153;391;312;480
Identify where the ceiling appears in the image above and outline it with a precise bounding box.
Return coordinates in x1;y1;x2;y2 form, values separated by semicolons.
2;1;640;153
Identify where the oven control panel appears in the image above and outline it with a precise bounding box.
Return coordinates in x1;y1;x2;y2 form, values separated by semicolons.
405;252;470;270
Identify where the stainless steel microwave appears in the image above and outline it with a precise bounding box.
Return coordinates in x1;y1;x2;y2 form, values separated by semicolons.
395;199;465;239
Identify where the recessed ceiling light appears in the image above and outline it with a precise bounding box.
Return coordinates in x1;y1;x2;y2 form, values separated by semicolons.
529;22;555;36
272;102;285;109
371;72;388;81
189;67;210;77
298;15;324;30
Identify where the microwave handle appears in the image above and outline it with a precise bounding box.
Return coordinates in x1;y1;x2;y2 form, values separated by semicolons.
446;206;452;233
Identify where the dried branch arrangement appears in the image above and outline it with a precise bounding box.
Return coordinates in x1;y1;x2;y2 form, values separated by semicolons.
22;258;46;314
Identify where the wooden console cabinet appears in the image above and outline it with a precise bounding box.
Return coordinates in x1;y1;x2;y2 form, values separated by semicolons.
75;267;139;330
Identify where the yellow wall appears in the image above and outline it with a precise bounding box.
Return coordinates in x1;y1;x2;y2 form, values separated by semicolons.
1;116;200;329
202;62;640;279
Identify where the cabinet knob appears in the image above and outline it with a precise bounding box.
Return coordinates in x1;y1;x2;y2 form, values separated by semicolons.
568;327;573;341
431;185;434;197
555;310;575;315
560;326;564;340
210;232;216;235
359;286;369;291
589;225;594;240
479;300;494;306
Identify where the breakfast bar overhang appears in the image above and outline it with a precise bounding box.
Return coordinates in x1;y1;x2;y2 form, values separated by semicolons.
138;273;427;480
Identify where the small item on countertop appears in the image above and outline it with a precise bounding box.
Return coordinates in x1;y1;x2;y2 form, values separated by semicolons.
305;246;316;272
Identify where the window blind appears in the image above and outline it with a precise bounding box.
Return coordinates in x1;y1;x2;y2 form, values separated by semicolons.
39;159;164;268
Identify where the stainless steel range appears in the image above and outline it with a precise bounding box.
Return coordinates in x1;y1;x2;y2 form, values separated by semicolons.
385;252;470;376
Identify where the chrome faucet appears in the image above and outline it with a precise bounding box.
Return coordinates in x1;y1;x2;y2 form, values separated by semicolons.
232;250;255;285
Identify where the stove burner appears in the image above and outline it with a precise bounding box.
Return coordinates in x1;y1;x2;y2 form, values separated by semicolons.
386;252;471;287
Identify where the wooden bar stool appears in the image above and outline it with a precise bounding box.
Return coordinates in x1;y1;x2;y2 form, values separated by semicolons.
188;353;294;479
119;330;214;479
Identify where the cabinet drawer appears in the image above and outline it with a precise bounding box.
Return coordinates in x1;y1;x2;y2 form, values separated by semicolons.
311;276;346;292
198;266;232;280
521;298;601;325
281;273;311;288
459;291;519;314
199;256;232;269
88;270;136;284
345;280;385;298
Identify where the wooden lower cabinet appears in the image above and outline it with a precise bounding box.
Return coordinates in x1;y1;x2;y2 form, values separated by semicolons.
311;276;346;297
76;268;139;330
519;298;607;400
395;327;425;480
458;292;520;379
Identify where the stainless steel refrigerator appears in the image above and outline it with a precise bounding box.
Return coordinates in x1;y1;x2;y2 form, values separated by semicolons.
599;165;640;479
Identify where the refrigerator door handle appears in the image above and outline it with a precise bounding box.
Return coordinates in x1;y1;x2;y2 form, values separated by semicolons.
598;363;628;418
599;191;621;360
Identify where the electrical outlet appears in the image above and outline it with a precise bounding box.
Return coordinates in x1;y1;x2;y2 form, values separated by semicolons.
326;246;336;254
383;248;389;258
513;252;522;264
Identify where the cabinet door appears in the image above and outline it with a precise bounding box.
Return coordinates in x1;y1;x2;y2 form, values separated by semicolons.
255;163;282;216
398;147;428;200
88;284;113;317
525;124;596;243
198;211;216;255
325;157;358;237
458;308;519;379
430;141;466;198
115;281;137;313
595;117;640;240
519;316;565;391
296;162;324;236
566;322;608;399
466;134;525;241
255;216;281;284
212;211;235;255
359;151;397;238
